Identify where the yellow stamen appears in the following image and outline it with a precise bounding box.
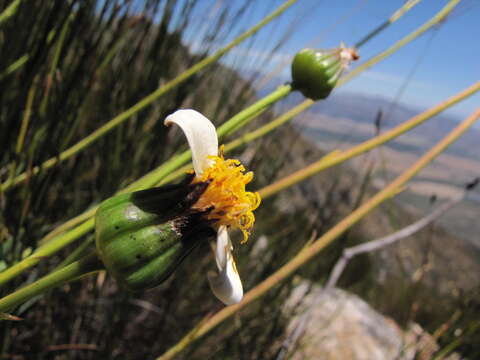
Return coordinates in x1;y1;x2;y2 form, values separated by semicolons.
192;146;261;243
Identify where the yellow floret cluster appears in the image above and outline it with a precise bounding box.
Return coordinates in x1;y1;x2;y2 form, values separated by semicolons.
192;147;261;243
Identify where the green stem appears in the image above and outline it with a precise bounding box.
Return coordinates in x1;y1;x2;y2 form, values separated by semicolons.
39;12;74;116
5;76;37;187
217;84;292;138
0;0;298;192
0;54;29;81
0;252;103;313
0;0;21;26
431;321;480;360
0;219;94;286
55;236;94;269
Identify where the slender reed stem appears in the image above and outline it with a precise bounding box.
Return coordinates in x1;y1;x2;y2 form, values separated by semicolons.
0;219;94;286
0;0;298;192
0;54;29;81
156;108;480;360
0;0;20;26
39;13;74;116
0;252;103;313
6;76;38;186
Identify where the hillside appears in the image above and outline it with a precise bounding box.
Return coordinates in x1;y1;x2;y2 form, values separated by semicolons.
291;90;480;246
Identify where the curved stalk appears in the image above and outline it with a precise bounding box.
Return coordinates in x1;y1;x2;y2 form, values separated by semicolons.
0;252;103;313
0;0;21;26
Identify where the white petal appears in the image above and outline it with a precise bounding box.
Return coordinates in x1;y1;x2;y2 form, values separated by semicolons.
208;227;243;305
164;109;218;175
214;225;229;270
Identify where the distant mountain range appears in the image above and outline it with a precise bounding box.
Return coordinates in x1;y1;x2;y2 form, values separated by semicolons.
277;89;480;161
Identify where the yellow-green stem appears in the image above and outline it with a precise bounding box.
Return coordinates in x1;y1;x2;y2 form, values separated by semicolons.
0;0;20;26
0;0;298;192
0;219;94;286
6;76;38;186
156;108;480;360
0;54;29;81
0;252;103;313
39;12;74;116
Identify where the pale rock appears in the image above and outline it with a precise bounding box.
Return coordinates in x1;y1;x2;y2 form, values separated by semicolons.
283;282;461;360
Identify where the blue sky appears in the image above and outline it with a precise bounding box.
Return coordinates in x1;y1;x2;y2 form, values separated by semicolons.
184;0;479;121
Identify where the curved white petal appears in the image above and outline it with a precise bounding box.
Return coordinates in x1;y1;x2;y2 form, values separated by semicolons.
164;109;218;175
208;226;243;305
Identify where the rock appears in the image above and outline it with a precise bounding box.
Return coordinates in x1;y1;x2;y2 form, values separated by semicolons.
283;283;461;360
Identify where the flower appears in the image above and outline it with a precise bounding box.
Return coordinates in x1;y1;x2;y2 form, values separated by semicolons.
164;109;261;305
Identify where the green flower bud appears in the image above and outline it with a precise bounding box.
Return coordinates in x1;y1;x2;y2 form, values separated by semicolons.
291;45;358;100
95;180;215;291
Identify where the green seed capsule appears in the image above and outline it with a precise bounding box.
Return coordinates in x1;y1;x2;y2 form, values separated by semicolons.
95;181;214;291
291;46;358;100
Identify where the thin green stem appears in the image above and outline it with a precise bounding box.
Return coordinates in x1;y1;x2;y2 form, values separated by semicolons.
431;320;480;360
39;12;74;116
55;236;94;269
217;85;292;138
0;0;21;26
0;54;29;81
0;252;103;313
156;108;480;360
1;0;298;192
0;219;94;286
5;76;38;187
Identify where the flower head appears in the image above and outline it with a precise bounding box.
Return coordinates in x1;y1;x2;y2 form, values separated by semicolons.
165;109;261;305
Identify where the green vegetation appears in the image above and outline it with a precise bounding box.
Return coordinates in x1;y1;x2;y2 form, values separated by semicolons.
0;1;478;359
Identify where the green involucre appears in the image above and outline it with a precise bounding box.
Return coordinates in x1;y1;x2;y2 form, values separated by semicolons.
95;182;214;291
291;48;343;100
